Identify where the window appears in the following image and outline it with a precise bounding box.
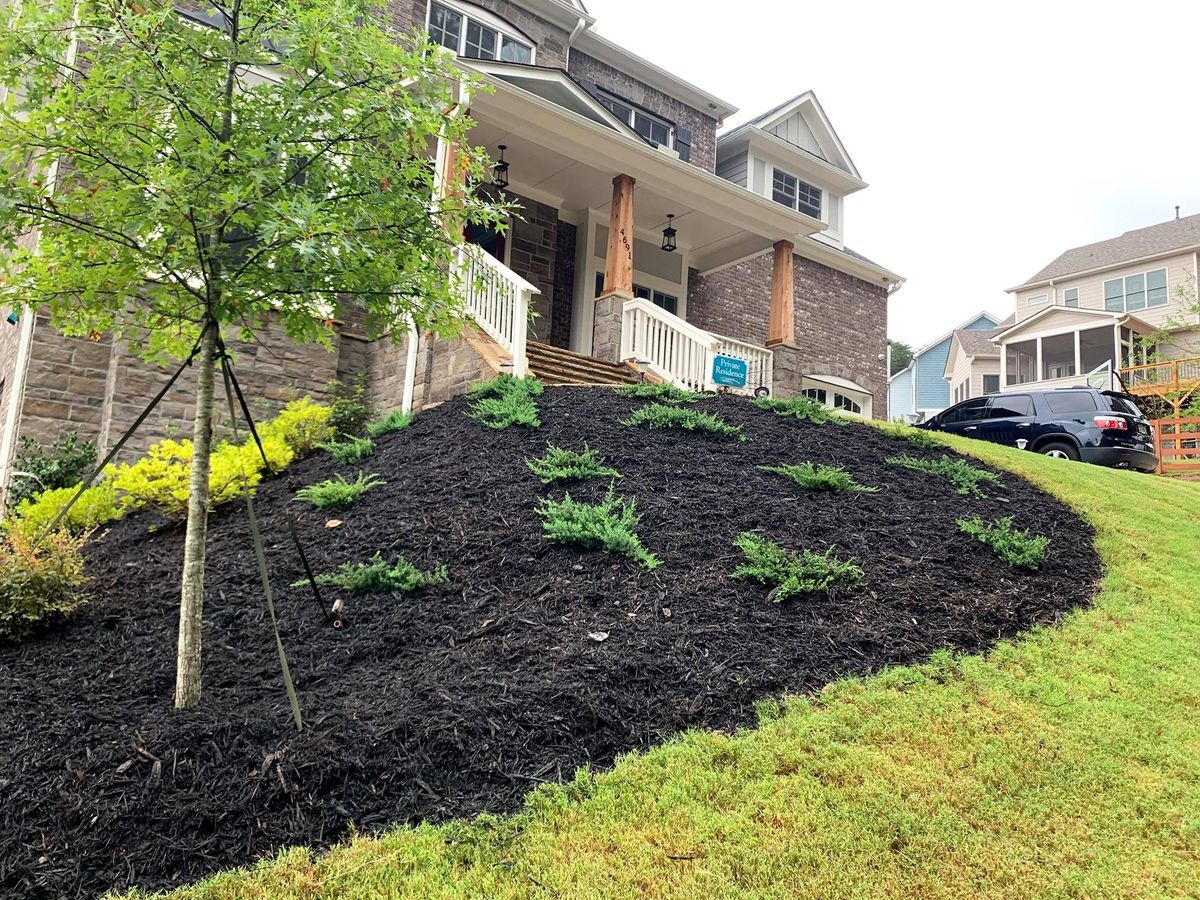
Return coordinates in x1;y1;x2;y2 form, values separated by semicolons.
633;284;678;315
833;393;861;414
770;168;822;218
1104;267;1168;312
428;2;533;64
986;395;1034;418
940;398;989;425
1041;332;1076;380
1028;294;1047;307
597;91;673;148
1063;288;1079;308
1006;339;1038;385
1043;391;1098;414
802;388;827;404
983;374;1000;394
954;381;969;403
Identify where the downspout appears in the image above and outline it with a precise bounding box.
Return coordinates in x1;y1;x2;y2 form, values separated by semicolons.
565;17;588;67
0;0;83;503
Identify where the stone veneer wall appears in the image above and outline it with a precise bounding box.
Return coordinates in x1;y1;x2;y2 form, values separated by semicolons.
566;51;719;174
503;192;558;341
550;221;576;349
367;327;500;413
689;251;889;419
383;0;570;67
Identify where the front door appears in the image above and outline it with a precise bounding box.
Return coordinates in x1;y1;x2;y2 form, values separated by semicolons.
464;222;507;265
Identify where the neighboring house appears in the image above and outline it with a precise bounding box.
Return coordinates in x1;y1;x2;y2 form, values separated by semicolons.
995;213;1200;398
0;0;903;491
943;317;1014;403
887;311;1003;421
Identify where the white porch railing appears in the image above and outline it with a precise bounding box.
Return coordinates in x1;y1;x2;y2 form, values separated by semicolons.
621;297;773;395
454;243;540;377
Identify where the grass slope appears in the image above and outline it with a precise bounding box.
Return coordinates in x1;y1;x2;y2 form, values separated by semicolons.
128;435;1200;899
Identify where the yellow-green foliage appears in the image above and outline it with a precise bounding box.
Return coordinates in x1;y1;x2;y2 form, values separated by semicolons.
111;434;293;517
4;482;125;544
0;529;88;641
258;397;334;457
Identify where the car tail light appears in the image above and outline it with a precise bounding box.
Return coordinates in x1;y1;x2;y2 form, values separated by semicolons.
1093;415;1127;430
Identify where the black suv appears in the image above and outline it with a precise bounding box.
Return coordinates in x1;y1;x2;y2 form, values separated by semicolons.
919;387;1158;472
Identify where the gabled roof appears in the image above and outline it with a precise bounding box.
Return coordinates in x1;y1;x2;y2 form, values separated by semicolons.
888;310;1003;384
953;328;1002;357
1013;213;1200;290
740;91;861;181
989;305;1154;343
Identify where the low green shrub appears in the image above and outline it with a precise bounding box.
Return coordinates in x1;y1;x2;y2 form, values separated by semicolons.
732;532;864;601
5;482;125;544
622;402;744;441
759;462;878;494
0;529;88;641
527;444;620;485
294;473;384;510
886;454;1002;498
7;431;97;507
617;382;701;405
367;410;414;438
301;552;447;593
754;395;832;425
258;397;335;457
327;374;378;439
468;375;543;430
878;420;945;451
537;486;660;569
958;516;1049;570
320;437;375;465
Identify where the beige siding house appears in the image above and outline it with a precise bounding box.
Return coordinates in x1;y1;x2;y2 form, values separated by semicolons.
943;326;1006;403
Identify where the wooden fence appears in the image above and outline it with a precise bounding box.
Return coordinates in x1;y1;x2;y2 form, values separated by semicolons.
1151;417;1200;474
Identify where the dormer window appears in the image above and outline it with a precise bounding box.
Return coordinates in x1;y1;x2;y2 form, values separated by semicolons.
596;89;674;148
771;168;821;219
428;2;534;64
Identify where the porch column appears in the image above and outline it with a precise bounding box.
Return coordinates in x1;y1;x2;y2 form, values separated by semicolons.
1074;330;1082;378
767;239;795;346
435;138;468;230
593;174;636;363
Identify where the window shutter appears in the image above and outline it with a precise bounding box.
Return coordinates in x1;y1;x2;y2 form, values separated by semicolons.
675;126;692;163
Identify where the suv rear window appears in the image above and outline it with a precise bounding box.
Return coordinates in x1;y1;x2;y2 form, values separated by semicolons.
1104;393;1144;416
1043;391;1098;414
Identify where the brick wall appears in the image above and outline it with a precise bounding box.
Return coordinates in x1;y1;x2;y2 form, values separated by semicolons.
689;250;890;418
567;51;718;174
384;0;570;68
550;221;576;349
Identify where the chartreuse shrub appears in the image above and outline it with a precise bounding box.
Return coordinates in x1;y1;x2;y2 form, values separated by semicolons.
258;397;334;457
617;382;700;405
468;375;543;429
4;482;126;544
0;529;88;641
760;462;878;494
367;410;413;438
112;435;293;517
732;532;864;601
7;431;97;507
878;420;945;451
301;552;447;593
754;394;832;425
622;402;744;441
886;454;1002;498
527;444;620;486
537;485;660;569
958;515;1049;569
294;473;384;510
320;436;375;465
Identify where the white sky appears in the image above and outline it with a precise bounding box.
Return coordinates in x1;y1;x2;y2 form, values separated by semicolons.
584;0;1200;348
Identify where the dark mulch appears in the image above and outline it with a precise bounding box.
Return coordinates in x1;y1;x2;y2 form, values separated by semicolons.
0;388;1099;898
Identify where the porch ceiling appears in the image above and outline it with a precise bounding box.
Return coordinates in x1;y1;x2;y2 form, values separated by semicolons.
464;73;824;271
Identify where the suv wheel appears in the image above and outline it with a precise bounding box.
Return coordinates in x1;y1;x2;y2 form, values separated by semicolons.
1040;441;1080;462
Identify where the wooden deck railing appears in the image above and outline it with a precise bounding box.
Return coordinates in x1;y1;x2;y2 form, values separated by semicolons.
1120;356;1200;395
1150;416;1200;474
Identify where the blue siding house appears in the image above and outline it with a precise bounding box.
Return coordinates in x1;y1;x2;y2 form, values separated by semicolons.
888;311;1003;420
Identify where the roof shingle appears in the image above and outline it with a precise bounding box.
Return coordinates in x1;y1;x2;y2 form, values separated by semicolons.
952;328;1002;357
1020;213;1200;286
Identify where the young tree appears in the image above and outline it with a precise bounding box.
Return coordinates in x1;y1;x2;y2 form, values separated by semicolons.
0;0;507;707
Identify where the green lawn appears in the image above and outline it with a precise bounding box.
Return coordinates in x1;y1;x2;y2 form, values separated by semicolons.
127;435;1200;899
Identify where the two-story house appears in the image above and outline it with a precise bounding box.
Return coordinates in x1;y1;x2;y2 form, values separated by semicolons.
943;213;1200;411
0;0;903;490
887;311;1005;421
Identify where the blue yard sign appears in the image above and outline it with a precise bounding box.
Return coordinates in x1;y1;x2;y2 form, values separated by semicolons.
711;354;749;388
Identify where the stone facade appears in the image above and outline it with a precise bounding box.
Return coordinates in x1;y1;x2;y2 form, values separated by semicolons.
383;0;570;68
689;250;890;418
503;192;558;340
550;222;576;349
566;51;718;174
368;325;502;413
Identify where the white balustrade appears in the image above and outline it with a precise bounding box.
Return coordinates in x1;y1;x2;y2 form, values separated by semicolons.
454;243;539;377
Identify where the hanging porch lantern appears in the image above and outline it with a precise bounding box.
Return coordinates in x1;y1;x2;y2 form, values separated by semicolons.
492;145;510;189
661;213;678;253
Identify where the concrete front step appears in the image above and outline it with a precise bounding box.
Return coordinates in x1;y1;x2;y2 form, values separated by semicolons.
526;341;641;385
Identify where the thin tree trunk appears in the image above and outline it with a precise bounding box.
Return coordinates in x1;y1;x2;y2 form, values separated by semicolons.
174;321;218;708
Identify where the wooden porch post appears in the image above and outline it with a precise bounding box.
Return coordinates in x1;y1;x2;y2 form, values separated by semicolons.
602;174;636;296
767;239;795;346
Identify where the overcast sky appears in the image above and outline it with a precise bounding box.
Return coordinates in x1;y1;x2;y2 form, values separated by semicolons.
584;0;1200;348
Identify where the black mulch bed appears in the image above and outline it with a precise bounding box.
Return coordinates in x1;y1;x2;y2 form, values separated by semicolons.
0;387;1099;898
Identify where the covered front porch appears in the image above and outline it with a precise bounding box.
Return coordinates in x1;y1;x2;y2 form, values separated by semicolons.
441;63;824;395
